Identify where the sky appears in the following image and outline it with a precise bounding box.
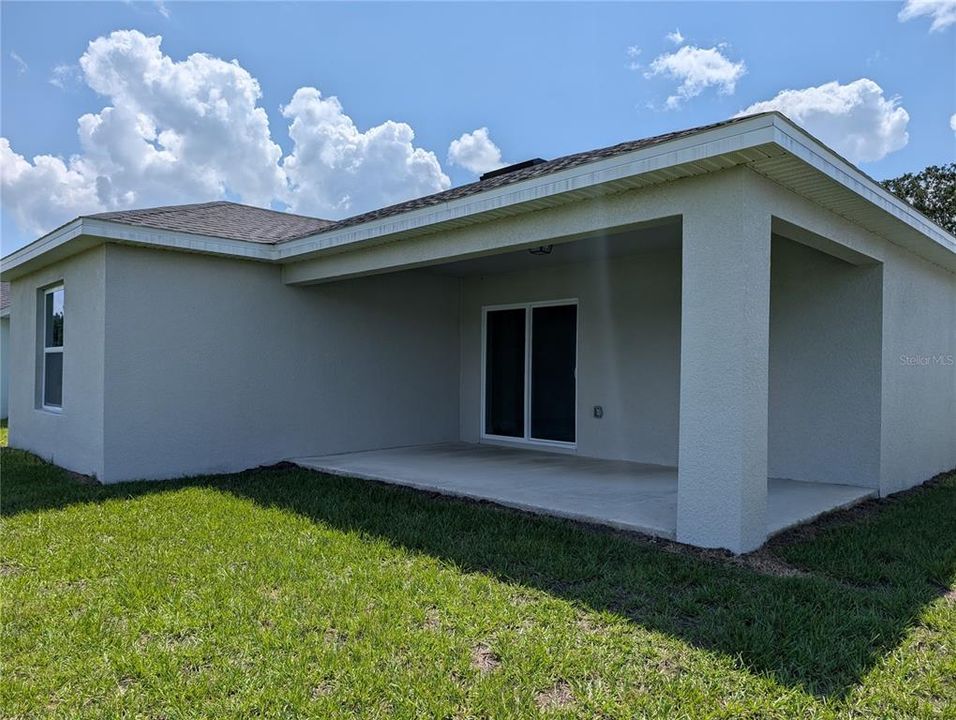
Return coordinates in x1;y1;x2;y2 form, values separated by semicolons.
1;1;954;254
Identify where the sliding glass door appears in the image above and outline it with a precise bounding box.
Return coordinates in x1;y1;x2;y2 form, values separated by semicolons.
483;301;577;446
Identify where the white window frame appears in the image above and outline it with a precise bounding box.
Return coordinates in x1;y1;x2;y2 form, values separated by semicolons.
41;284;64;413
480;298;579;450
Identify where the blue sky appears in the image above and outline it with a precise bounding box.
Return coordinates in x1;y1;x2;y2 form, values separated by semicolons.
2;1;954;253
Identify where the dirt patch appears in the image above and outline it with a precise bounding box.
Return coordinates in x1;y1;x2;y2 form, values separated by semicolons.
311;681;333;699
733;548;810;578
0;562;24;576
471;643;501;673
66;469;99;485
261;585;282;601
574;613;607;635
535;680;574;710
163;631;201;651
422;606;442;631
116;676;136;695
324;627;349;647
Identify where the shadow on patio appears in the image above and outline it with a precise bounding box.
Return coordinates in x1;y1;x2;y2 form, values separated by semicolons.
3;448;954;699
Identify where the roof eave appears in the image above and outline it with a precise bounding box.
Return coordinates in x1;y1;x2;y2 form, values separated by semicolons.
2;111;953;281
0;217;275;282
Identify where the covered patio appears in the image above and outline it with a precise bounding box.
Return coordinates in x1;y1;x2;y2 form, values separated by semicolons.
279;171;889;553
293;443;875;541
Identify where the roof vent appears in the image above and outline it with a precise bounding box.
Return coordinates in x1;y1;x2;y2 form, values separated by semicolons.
480;158;547;182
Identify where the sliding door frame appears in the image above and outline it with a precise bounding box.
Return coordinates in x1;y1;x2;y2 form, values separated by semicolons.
480;298;579;450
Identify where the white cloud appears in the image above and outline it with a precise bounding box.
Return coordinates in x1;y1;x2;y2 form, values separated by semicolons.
3;30;286;234
2;30;457;239
1;139;102;237
950;112;956;133
156;0;170;18
447;127;504;175
898;0;956;31
665;29;685;45
280;87;449;217
77;30;286;207
738;79;910;163
625;45;642;70
644;45;746;108
9;51;28;74
49;64;82;89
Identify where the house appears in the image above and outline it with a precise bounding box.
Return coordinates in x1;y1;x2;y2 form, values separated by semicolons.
1;112;954;554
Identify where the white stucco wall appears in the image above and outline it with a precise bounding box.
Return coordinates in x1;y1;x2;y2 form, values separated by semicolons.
6;246;106;478
768;235;883;489
4;165;952;504
0;315;9;420
458;247;683;465
99;244;460;483
754;177;956;495
879;247;956;494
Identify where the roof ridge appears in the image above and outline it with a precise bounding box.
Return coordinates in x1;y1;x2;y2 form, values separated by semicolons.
85;200;230;220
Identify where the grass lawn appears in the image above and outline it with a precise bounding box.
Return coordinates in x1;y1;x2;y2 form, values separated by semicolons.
1;436;954;719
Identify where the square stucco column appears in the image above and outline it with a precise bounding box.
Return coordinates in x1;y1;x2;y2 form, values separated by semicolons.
677;183;771;554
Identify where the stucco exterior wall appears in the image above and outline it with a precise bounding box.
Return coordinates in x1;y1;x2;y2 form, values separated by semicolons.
1;315;9;419
100;245;460;483
768;236;883;488
753;176;956;494
879;247;956;494
6;246;106;478
458;247;683;465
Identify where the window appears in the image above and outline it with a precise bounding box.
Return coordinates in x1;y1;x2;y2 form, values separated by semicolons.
41;285;64;410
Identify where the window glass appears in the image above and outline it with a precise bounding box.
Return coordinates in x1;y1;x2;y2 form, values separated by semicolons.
43;352;63;407
45;287;64;348
485;308;526;437
42;285;64;409
530;304;577;442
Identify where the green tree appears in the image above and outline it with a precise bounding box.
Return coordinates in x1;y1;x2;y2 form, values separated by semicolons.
881;163;955;234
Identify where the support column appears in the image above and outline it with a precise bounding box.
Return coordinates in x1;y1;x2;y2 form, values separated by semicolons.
677;177;771;553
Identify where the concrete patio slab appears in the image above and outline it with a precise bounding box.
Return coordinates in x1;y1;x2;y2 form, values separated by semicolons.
292;443;875;542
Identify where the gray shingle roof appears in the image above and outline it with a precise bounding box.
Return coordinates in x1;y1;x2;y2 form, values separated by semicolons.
84;114;770;246
0;282;9;311
86;201;334;244
301;114;767;241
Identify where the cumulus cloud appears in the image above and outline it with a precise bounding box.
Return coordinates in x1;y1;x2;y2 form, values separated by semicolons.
644;45;746;108
280;88;449;217
898;0;956;31
447;127;504;175
951;112;956;133
2;30;286;235
1;30;457;239
738;78;910;163
1;139;102;236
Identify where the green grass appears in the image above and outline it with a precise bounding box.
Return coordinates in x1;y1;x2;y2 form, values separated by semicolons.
1;444;953;719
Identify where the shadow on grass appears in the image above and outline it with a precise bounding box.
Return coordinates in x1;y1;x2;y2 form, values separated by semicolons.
3;447;954;699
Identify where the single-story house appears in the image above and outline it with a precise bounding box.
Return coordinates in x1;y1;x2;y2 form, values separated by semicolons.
1;112;954;554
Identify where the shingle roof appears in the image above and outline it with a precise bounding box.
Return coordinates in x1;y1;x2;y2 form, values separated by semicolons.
0;282;9;311
83;114;769;246
300;114;766;241
86;201;335;244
